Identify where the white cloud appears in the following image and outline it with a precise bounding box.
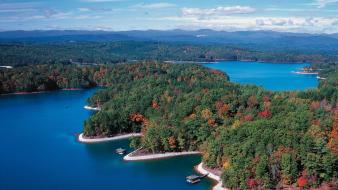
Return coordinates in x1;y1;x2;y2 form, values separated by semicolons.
157;15;338;33
77;7;118;12
133;3;176;9
182;6;255;17
0;2;39;13
169;5;338;33
312;0;338;8
265;7;338;12
0;10;100;22
78;8;91;12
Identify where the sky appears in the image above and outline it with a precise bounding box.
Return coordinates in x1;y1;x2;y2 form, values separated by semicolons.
1;0;338;33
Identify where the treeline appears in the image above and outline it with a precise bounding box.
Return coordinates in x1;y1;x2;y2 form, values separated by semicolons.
82;62;337;189
0;41;335;66
0;64;100;94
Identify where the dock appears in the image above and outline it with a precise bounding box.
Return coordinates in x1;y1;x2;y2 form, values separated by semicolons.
186;173;208;184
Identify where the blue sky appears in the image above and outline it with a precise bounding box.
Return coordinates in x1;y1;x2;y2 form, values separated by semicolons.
1;0;338;33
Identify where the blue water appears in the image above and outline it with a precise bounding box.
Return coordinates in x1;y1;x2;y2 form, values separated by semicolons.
0;89;212;190
204;61;318;91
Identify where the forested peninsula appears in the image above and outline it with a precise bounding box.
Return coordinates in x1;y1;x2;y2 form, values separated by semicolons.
1;61;337;189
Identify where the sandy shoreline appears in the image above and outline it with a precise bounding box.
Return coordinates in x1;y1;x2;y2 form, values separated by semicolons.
123;150;201;161
78;133;142;143
317;76;327;80
84;105;101;111
292;71;318;75
0;66;13;69
196;163;228;190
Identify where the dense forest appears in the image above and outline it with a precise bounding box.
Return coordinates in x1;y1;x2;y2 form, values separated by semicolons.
79;62;337;189
0;41;335;66
0;64;100;94
0;60;336;189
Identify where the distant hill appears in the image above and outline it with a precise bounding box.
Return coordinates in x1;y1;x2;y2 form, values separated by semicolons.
1;30;338;54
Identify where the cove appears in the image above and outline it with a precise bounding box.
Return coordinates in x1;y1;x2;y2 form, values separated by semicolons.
0;89;212;190
204;61;319;91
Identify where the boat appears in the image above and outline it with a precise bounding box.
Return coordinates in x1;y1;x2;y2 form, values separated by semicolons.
115;148;127;155
186;173;208;184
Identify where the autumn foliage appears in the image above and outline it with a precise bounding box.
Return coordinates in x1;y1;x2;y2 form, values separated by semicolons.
130;113;149;126
168;136;177;149
152;100;160;109
297;171;308;188
215;100;229;116
80;62;337;190
244;114;254;122
328;122;338;155
247;178;257;189
259;109;271;118
201;108;212;119
209;69;225;77
208;118;216;127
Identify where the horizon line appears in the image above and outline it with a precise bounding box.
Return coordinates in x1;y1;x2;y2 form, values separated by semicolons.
0;29;337;35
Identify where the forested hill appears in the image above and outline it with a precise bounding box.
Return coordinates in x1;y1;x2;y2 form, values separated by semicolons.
82;62;337;189
1;30;338;54
0;41;334;66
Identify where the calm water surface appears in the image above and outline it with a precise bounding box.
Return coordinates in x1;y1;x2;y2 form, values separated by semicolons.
0;89;212;190
204;61;318;91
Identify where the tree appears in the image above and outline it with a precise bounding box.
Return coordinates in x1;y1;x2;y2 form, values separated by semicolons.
281;153;298;184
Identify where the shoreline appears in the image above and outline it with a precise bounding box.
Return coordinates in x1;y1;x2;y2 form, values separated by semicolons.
61;88;83;91
292;71;319;75
78;133;142;143
123;149;226;190
317;76;327;80
0;88;83;96
84;105;101;111
195;162;228;190
0;91;47;96
0;66;13;69
123;149;201;161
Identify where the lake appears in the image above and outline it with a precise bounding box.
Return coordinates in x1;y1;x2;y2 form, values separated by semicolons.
204;61;318;91
0;89;212;190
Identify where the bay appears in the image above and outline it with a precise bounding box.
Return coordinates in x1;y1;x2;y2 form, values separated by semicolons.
204;61;318;91
0;89;212;190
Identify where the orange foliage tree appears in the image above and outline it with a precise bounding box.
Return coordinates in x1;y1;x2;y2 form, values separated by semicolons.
168;136;177;149
152;100;160;109
130;113;149;126
327;109;338;155
215;100;229;116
